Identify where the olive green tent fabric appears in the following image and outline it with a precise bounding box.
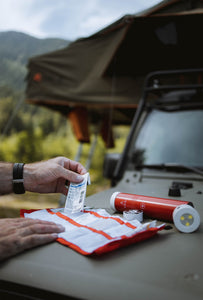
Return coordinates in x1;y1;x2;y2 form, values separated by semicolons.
26;0;203;129
26;20;138;112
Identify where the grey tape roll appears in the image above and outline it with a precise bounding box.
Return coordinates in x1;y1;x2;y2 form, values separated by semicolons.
123;210;143;222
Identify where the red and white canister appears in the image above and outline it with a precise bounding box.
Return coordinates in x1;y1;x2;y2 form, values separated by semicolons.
110;192;192;222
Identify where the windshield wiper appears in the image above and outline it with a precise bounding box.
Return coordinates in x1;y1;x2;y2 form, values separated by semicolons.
135;163;203;176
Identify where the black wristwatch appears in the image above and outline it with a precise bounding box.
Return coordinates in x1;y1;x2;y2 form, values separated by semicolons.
13;163;25;194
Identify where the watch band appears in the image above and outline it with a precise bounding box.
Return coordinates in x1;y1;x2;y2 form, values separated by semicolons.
13;163;25;194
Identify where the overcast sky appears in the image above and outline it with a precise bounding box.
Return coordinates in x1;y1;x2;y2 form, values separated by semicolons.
0;0;161;41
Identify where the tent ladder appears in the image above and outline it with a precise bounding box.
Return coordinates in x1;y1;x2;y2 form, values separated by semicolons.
74;142;83;162
85;133;98;171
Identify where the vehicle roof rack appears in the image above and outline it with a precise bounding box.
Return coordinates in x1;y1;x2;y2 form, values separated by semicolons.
144;68;203;96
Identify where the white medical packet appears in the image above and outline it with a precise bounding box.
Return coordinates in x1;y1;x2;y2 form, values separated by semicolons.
64;172;91;214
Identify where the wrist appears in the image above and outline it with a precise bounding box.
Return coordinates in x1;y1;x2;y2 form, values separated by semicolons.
23;163;37;192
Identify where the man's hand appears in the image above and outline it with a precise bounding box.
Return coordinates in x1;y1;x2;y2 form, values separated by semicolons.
24;156;87;195
0;218;65;261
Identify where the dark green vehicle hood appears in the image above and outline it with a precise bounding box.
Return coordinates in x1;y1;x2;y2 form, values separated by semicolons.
0;170;202;300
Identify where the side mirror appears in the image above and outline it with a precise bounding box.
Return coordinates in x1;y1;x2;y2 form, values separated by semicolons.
103;153;121;179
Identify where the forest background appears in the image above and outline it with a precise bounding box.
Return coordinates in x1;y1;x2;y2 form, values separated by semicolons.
0;31;129;217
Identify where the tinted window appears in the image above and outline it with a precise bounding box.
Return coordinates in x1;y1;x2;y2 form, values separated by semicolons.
134;109;203;166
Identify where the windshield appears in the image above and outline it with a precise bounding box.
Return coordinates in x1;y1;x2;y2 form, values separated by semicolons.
133;109;203;167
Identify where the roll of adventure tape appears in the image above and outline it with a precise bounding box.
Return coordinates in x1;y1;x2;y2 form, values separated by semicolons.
123;210;143;222
172;204;200;233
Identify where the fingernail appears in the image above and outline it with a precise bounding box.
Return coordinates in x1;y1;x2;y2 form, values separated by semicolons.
57;225;65;231
52;233;58;239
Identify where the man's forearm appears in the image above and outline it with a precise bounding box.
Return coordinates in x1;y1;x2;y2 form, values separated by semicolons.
0;162;13;194
0;156;86;196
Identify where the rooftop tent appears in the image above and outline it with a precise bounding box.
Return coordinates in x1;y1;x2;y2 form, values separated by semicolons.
26;0;203;146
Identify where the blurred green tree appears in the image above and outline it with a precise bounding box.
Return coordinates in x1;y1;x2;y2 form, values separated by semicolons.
14;125;43;163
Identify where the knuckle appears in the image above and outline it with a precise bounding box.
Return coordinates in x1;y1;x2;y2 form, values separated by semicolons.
28;234;39;245
12;236;24;252
29;223;45;234
29;223;59;234
25;234;55;248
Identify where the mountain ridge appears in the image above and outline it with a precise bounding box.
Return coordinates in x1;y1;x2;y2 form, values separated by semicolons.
0;30;70;90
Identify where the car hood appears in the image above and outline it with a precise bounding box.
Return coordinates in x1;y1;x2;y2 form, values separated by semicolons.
0;170;202;300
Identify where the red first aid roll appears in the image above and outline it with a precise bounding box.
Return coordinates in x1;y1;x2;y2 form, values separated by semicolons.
110;192;193;222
